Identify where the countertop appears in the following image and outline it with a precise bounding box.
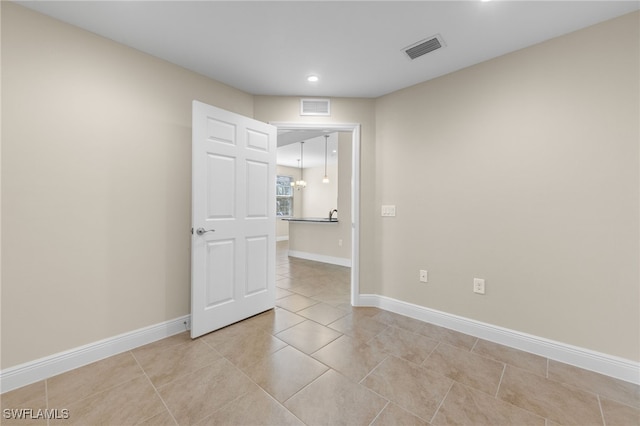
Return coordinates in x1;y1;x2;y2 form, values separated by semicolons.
281;217;339;223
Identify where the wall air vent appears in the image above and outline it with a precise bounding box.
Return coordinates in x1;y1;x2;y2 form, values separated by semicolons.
404;34;445;60
300;98;331;116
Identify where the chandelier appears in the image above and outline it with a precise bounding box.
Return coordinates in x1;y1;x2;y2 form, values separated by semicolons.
292;141;307;189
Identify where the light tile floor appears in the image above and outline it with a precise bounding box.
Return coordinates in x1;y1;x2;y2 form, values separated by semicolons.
2;242;639;425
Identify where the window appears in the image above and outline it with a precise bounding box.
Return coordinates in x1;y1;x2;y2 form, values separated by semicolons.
276;175;294;217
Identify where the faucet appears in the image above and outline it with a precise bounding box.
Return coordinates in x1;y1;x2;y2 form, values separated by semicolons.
329;209;338;220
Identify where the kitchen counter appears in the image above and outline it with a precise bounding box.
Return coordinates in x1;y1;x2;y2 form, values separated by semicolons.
282;216;350;266
282;217;338;223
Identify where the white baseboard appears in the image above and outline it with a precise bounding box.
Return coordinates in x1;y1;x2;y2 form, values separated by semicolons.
288;250;351;267
0;315;190;394
357;294;640;385
4;296;638;394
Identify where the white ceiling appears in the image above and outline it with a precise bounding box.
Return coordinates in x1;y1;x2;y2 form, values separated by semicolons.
277;132;339;168
16;1;639;99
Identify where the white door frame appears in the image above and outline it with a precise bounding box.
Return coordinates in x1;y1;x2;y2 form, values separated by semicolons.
270;122;360;306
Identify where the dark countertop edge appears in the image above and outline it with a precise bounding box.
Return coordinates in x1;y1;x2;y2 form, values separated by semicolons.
281;218;339;223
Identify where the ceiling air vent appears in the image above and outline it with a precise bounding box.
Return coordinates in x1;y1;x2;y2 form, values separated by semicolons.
300;98;330;116
404;34;445;60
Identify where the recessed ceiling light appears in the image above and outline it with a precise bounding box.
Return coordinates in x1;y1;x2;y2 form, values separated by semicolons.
307;75;319;83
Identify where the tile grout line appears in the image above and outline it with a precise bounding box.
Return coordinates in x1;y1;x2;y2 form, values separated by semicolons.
294;306;351;329
361;381;433;426
546;358;549;379
353;346;439;423
367;400;390;426
267;307;308;335
44;379;50;426
190;348;273;425
281;370;328;405
498;388;550;424
197;388;254;425
424;339;440;363
226;344;313;426
420;341;442;368
303;331;344;359
494;363;507;398
469;337;479;352
363;324;392;346
44;353;149;414
130;350;179;426
429;380;455;425
358;355;389;386
226;343;304;423
597;394;607;426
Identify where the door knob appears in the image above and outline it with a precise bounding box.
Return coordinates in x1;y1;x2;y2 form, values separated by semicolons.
195;227;215;236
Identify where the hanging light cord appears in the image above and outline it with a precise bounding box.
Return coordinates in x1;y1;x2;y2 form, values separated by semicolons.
324;135;328;177
294;141;306;189
323;135;330;183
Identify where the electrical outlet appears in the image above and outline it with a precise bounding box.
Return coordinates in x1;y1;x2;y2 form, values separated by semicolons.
338;239;343;247
381;205;396;217
473;278;485;295
419;270;428;283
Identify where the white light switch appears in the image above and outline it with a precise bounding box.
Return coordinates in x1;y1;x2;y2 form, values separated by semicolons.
381;205;396;217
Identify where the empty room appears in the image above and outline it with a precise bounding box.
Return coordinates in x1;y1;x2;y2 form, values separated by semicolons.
1;1;638;425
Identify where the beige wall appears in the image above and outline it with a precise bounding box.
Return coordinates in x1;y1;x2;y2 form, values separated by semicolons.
300;163;338;218
1;3;253;368
374;12;639;360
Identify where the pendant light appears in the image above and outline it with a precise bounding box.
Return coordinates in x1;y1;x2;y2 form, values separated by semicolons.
294;141;307;189
322;135;330;183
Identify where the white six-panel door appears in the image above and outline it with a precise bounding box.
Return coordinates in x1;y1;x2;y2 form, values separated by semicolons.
191;101;276;338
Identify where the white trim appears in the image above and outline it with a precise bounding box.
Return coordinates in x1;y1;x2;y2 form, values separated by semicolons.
350;125;360;306
276;236;289;242
4;295;637;395
288;249;351;267
270;122;360;307
0;315;190;394
356;294;640;385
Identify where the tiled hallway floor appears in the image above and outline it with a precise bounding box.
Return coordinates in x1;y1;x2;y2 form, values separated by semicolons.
2;242;639;425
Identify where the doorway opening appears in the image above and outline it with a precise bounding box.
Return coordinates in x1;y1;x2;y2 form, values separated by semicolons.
272;122;360;306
